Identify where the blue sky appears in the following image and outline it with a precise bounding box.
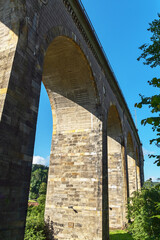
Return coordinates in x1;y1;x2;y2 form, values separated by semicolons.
34;0;160;181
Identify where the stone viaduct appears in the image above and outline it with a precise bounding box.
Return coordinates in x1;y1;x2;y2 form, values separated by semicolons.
0;0;144;239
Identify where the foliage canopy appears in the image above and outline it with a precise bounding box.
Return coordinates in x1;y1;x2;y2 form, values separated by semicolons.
29;164;48;200
24;164;49;240
135;14;160;166
127;183;160;240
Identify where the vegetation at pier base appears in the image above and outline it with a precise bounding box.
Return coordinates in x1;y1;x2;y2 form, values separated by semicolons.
127;181;160;240
24;164;49;240
24;197;46;240
110;181;160;240
135;14;160;166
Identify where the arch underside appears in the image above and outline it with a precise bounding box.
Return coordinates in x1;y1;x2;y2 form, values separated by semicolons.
43;36;103;239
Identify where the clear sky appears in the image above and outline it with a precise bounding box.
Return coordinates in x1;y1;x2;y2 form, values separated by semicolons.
34;0;160;181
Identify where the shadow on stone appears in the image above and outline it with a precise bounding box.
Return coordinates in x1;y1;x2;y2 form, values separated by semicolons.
45;216;55;240
45;216;66;240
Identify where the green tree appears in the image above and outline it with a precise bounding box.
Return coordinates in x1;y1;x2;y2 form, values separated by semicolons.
24;196;46;240
29;164;48;200
39;182;47;196
25;164;49;239
135;14;160;166
127;184;160;240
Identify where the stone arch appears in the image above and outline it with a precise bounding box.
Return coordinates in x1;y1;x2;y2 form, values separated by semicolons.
127;133;137;196
107;105;127;229
136;148;141;189
41;35;103;239
39;25;100;107
42;34;99;114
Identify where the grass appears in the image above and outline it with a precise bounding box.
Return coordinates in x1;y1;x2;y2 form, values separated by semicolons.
110;230;134;240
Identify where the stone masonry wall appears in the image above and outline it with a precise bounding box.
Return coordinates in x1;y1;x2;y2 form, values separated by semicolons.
46;117;103;239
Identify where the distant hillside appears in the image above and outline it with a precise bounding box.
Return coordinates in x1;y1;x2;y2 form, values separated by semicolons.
143;179;160;188
29;164;49;200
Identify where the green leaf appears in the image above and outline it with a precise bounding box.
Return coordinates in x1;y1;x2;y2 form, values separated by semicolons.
136;14;160;166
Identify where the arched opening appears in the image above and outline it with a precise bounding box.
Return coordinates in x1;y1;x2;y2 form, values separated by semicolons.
136;148;141;190
41;36;103;239
107;105;127;229
127;133;137;196
33;83;53;164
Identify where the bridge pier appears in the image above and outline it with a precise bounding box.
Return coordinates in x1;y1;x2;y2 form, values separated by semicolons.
45;118;104;239
0;33;41;240
127;134;138;196
107;106;127;229
0;3;41;238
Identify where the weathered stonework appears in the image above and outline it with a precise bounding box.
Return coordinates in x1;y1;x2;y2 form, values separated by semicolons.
0;0;144;239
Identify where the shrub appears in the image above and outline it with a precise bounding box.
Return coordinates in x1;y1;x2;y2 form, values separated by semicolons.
127;184;160;240
24;195;46;240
